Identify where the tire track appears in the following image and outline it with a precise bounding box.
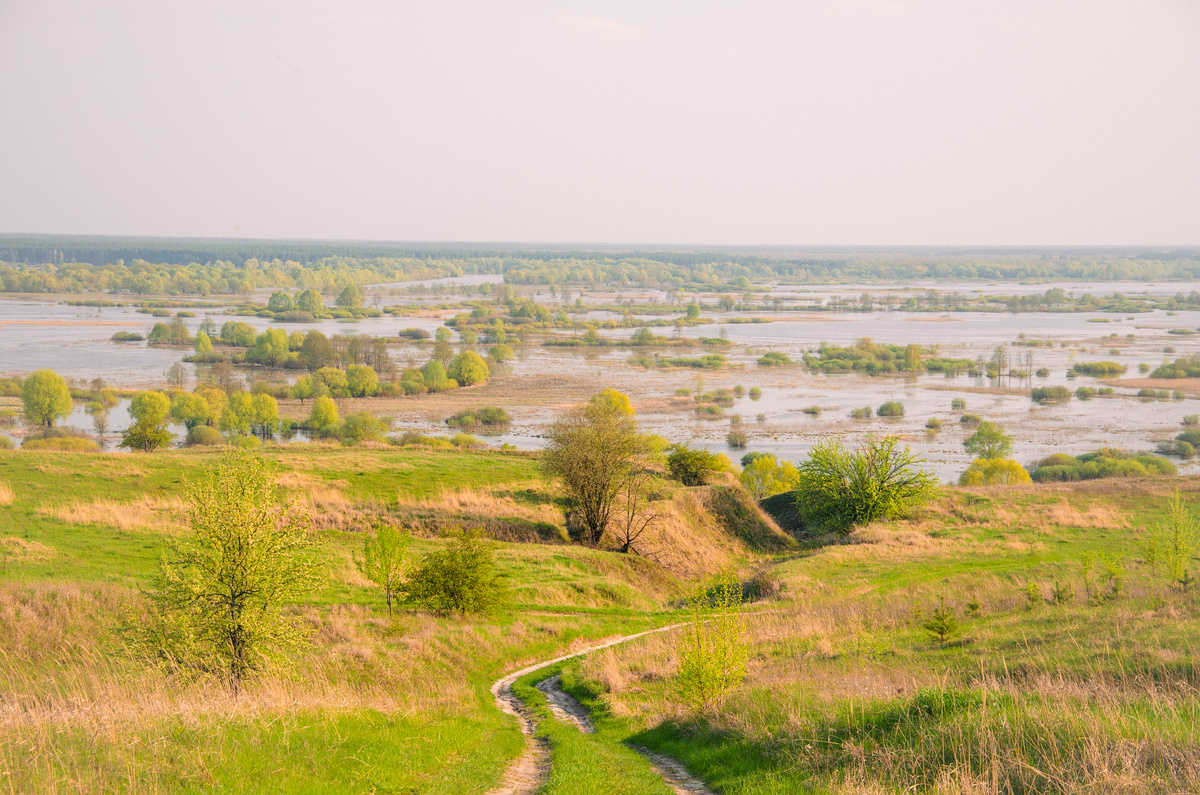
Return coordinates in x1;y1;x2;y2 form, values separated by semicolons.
486;624;686;795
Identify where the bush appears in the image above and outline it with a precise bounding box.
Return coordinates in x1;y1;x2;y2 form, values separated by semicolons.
186;425;224;446
876;401;905;418
960;414;982;425
748;387;762;400
408;529;505;615
0;435;12;450
801;405;820;416
446;406;511;430
1076;387;1096;400
1031;386;1071;404
1035;368;1050;377
1184;415;1199;426
757;351;794;366
926;417;942;429
228;434;261;449
958;458;1032;486
850;406;872;419
726;430;748;448
951;398;966;410
795;435;939;535
339;412;389;446
398;327;431;340
1072;361;1127;376
1030;448;1176;482
111;331;144;342
667;443;724;486
22;435;101;452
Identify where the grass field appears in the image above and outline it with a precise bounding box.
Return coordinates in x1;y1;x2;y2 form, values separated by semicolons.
1;444;1198;793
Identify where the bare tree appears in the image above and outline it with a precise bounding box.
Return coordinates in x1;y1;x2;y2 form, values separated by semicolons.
610;465;668;555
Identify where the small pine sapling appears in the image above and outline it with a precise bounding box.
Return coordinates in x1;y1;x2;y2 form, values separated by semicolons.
923;597;959;644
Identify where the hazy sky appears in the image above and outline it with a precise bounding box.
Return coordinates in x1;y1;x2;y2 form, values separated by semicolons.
1;1;1197;245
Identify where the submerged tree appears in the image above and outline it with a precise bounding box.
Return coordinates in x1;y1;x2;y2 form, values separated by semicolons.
142;452;320;692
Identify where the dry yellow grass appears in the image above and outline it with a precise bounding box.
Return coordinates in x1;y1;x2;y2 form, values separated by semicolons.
39;495;188;532
396;485;563;527
0;481;12;506
0;538;55;563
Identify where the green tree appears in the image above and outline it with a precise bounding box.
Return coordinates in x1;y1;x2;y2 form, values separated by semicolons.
220;391;255;436
923;598;959;643
422;360;454;392
543;393;643;546
795;435;939;535
591;387;634;416
674;573;747;713
119;419;174;452
308;396;339;433
354;525;410;617
194;331;214;356
21;369;72;428
299;331;336;370
1160;490;1198;590
345;364;379;397
336;284;363;309
339;412;387;445
685;302;701;320
267;291;294;313
314;366;349;397
141;452;320;692
290;375;314;404
130;391;171;425
408;529;505;615
251;394;279;439
488;344;514;363
964;421;1014;460
170;392;212;430
250;329;290;367
296;288;323;315
447;351;489;387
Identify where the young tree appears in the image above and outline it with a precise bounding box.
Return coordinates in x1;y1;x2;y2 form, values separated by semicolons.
543;391;642;546
308;396;339;434
170;392;212;430
675;573;747;713
345;364;379;397
795;435;939;535
119;419;174;452
129;390;171;425
21;369;72;428
336;284;364;309
267;291;294;313
740;453;800;500
194;331;215;356
296;288;323;315
251;393;279;439
299;331;336;371
667;443;723;487
143;452;320;692
354;525;410;617
1160;490;1198;591
958;458;1031;486
408;529;504;615
964;421;1014;460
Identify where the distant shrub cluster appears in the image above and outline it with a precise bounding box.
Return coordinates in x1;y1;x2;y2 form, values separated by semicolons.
802;338;973;376
1030;449;1176;482
1070;361;1127;377
757;351;794;367
446;406;511;432
1152;354;1200;378
1031;386;1071;404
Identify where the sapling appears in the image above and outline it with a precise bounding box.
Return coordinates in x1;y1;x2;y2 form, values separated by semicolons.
923;597;959;643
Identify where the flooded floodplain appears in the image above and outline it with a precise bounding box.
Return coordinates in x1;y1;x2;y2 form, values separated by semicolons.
4;282;1200;481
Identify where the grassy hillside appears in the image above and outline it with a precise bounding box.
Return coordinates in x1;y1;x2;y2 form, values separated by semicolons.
563;480;1200;793
0;445;780;792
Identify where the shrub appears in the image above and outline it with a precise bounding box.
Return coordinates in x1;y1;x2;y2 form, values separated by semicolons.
408;529;505;615
447;351;490;386
674;574;747;712
111;331;144;342
794;435;939;535
186;425;224;446
726;430;748;448
398;327;431;340
926;417;942;429
228;434;261;449
748;387;762;400
757;351;794;366
1072;361;1127;376
951;398;966;410
0;436;12;450
1035;368;1050;378
446;406;511;431
876;401;905;418
958;458;1032;486
667;443;724;486
1031;386;1071;404
339;412;388;446
1031;448;1176;482
850;406;872;420
802;405;821;415
740;453;799;500
1183;415;1199;426
1076;387;1096;400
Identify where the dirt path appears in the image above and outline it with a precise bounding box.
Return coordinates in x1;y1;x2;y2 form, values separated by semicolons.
486;623;686;795
533;675;718;795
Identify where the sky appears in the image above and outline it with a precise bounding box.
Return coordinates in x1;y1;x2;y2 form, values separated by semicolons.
0;0;1197;246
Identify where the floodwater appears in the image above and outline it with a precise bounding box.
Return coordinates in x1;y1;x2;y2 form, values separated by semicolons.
4;290;1200;480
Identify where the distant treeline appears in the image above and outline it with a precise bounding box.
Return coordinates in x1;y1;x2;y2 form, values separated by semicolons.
1;235;1199;295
